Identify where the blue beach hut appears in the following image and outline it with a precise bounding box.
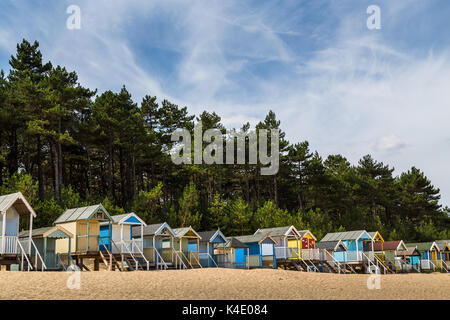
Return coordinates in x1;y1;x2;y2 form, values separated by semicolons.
197;229;228;267
233;233;278;268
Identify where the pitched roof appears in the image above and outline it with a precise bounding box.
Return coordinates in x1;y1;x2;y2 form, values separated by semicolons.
321;230;370;242
19;226;73;239
368;231;384;242
316;240;347;251
109;212;146;225
373;240;407;251
254;226;300;238
233;233;278;245
225;237;249;248
405;242;439;252
198;229;227;243
173;226;201;239
297;230;317;241
54;204;112;224
132;222;175;237
435;240;450;250
397;247;421;256
0;192;36;217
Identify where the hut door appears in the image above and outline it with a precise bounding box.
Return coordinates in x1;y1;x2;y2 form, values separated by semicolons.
302;238;308;249
77;221;87;252
308;239;314;249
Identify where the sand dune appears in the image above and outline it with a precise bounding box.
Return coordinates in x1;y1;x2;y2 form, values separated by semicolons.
0;269;449;300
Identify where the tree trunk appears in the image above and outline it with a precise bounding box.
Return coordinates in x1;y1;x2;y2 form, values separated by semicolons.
37;136;44;201
53;142;60;199
108;141;115;200
274;176;278;206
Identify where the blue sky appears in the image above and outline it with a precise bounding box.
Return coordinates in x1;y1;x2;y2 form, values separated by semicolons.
1;0;450;206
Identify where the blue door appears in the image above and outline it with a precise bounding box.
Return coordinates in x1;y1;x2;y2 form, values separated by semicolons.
99;225;111;251
234;248;246;267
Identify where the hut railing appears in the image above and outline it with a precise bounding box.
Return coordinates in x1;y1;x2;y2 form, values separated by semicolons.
199;252;218;267
16;239;33;271
321;249;343;273
441;260;449;273
57;253;67;271
19;239;47;271
154;248;168;270
347;251;363;262
420;259;436;270
172;249;187;269
1;236;18;254
125;240;149;270
300;248;320;261
189;251;202;268
177;250;193;268
215;252;231;268
362;252;381;274
119;240;139;270
275;246;295;260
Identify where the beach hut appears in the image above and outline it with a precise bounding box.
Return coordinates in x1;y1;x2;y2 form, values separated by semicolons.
296;229;319;263
132;222;185;269
19;226;73;270
233;233;278;269
215;237;249;268
197;229;228;267
254;226;301;260
54;203;115;271
321;230;373;263
298;230;317;249
373;240;408;272
435;240;450;272
99;212;148;270
405;242;440;270
316;240;349;273
396;247;421;272
0;192;45;271
173;226;202;268
368;231;384;251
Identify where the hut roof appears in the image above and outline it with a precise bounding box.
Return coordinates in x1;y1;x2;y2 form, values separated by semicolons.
316;240;347;251
373;240;407;251
54;204;111;224
19;226;73;239
102;212;146;226
368;231;384;242
405;242;440;252
254;226;300;238
297;230;317;240
225;237;249;249
233;233;278;245
321;230;371;242
173;226;201;239
397;247;421;256
435;240;450;250
0;192;36;217
132;222;175;237
198;229;227;243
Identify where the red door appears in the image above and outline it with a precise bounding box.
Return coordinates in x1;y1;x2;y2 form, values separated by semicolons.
309;239;315;249
302;238;308;249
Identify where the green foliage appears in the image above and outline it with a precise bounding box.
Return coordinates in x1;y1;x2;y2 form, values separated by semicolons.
178;181;202;229
132;182;163;223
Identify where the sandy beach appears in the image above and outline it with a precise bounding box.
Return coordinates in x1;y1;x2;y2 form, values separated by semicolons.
0;269;449;300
